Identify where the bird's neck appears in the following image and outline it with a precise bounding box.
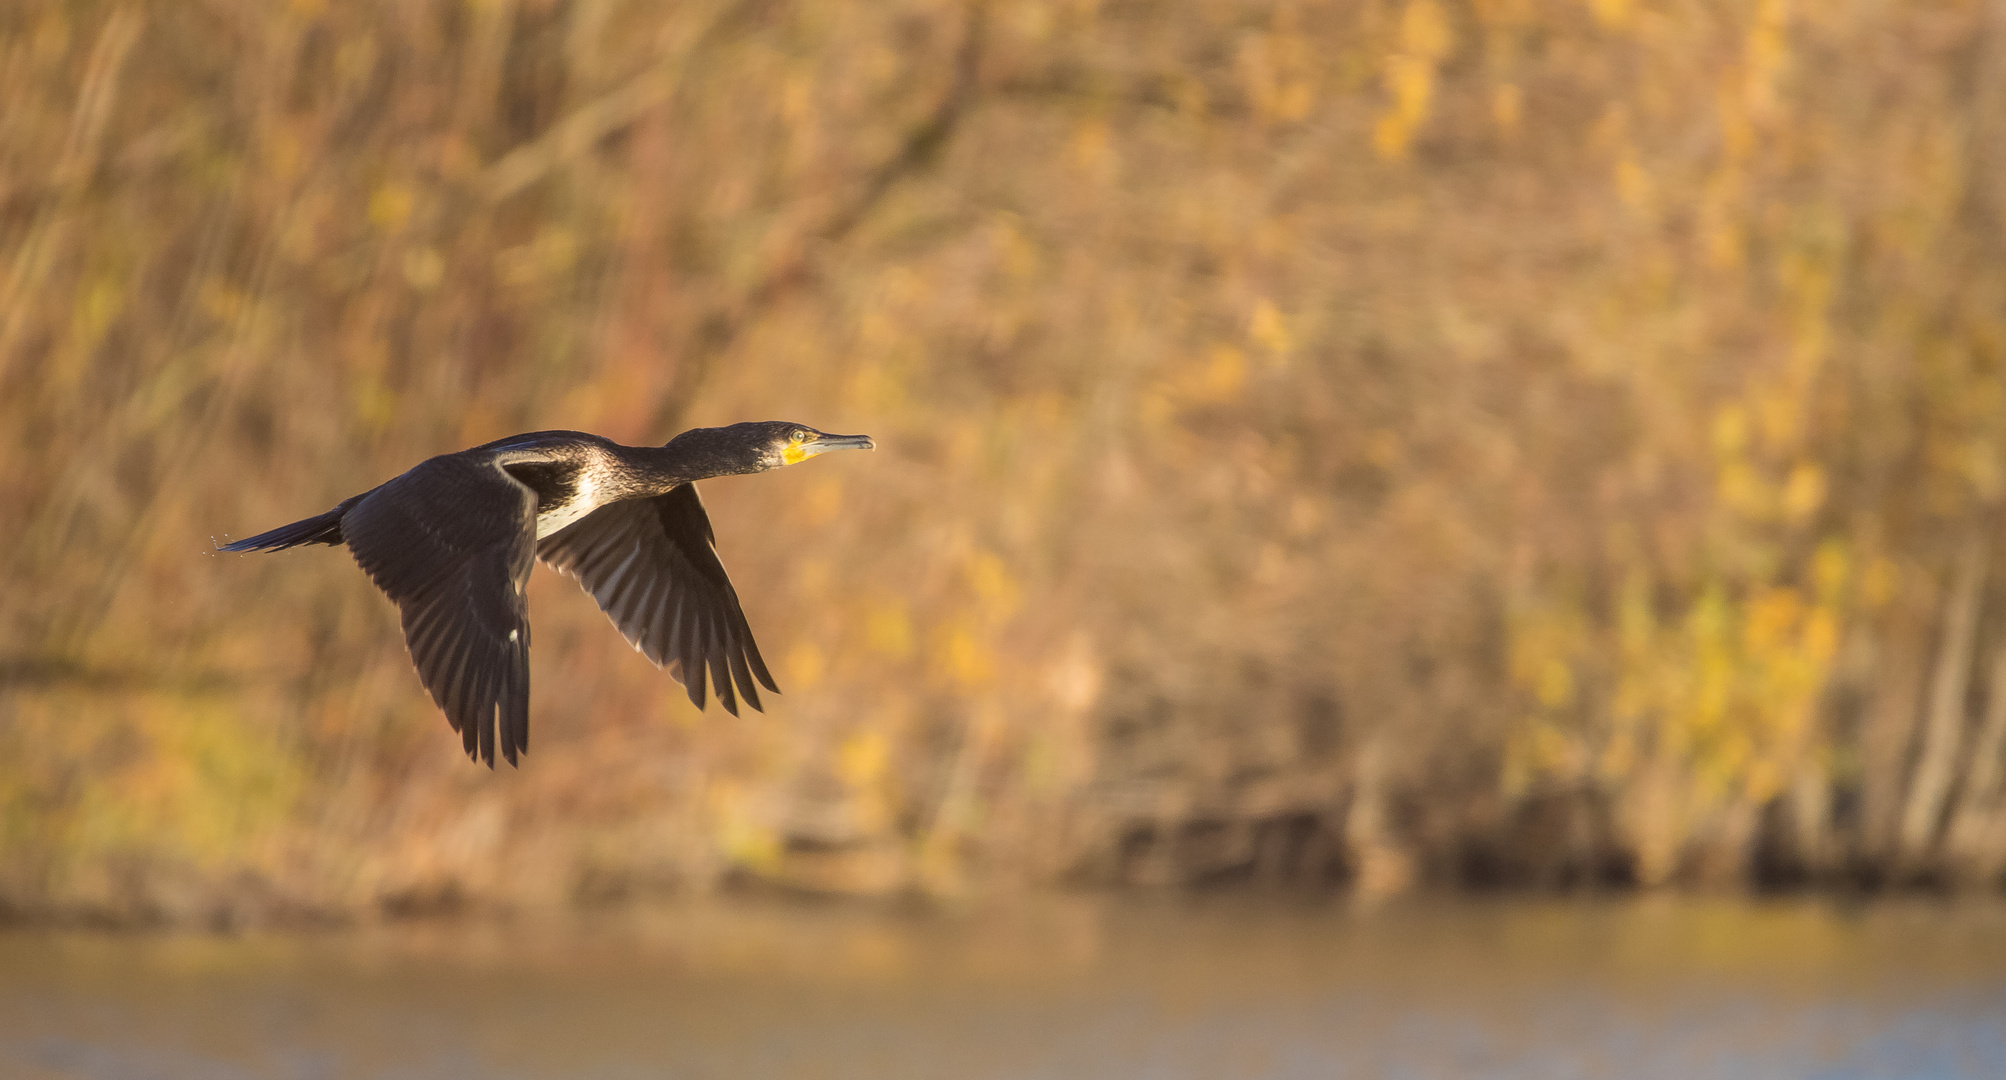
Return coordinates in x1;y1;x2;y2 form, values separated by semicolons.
619;440;764;491
609;443;708;495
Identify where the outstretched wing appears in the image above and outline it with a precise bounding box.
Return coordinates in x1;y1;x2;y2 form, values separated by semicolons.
341;454;537;767
537;483;778;715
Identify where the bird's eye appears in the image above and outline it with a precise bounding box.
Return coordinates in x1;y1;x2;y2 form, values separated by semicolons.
792;429;812;443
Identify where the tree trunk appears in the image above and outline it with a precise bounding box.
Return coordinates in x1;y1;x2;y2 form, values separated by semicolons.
1898;536;1987;866
1945;645;2006;879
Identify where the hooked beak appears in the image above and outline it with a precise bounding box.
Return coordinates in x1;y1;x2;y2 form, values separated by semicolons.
783;431;875;466
801;432;875;456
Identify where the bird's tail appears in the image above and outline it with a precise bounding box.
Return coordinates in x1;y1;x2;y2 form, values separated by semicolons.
218;492;368;552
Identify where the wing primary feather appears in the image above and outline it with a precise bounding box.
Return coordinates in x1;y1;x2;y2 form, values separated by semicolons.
438;632;476;721
680;604;707;710
462;651;492;769
598;542;643;605
620;574;662;650
655;589;689;668
601;550;653;636
684;593;710;702
457;652;491;761
476;697;495;768
727;646;761;713
664;590;692;683
708;614;737;717
425;630;462;719
481;653;507;769
414;611;456;672
504;637;529;763
401;598;445;654
744;628;779;694
407;610;444;665
599;582;634;638
453;667;480;759
457;677;479;758
641;580;676;665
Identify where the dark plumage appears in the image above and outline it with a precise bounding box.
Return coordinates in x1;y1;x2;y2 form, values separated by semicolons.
220;421;874;767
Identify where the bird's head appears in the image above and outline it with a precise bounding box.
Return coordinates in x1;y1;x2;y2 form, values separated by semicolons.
664;422;876;477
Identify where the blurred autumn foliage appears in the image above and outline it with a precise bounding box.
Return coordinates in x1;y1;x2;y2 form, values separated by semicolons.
4;0;2006;925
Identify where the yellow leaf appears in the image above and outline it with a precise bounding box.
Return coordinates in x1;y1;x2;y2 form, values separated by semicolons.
865;601;914;659
1401;0;1452;58
1492;84;1523;135
1249;299;1292;357
1589;0;1631;28
1780;463;1826;522
368;182;414;231
838;731;889;788
787;642;827;689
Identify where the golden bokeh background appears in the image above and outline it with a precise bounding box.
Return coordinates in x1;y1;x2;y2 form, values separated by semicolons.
4;0;2006;925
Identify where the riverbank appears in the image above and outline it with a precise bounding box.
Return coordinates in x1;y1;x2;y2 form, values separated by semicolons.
9;895;2006;1079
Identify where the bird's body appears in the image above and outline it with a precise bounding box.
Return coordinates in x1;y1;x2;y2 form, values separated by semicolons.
222;422;873;767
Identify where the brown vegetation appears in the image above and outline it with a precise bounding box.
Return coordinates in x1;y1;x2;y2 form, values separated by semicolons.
4;0;2006;925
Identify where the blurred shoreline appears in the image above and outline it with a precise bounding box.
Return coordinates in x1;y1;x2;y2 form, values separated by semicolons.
0;874;1998;936
10;890;2006;989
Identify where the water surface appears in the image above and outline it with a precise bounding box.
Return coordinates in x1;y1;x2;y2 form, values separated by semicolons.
3;896;2003;1079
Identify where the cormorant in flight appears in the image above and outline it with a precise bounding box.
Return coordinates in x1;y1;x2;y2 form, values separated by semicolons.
221;422;874;767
